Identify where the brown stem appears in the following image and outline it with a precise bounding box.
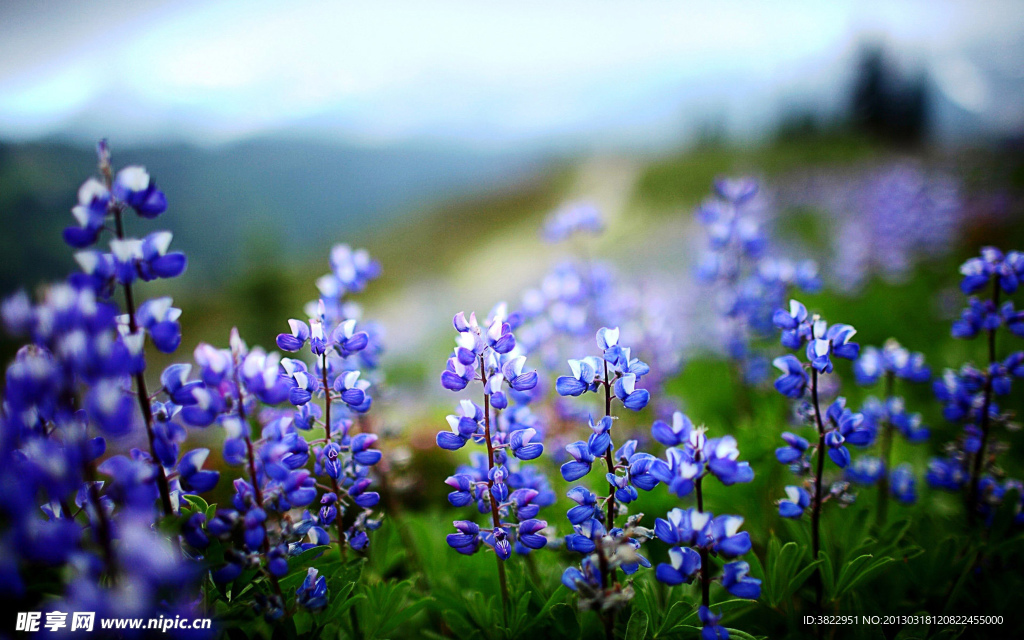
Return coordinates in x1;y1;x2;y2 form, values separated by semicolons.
86;462;118;583
111;205;174;519
480;354;510;615
237;383;285;605
321;353;349;559
695;475;710;611
967;282;1000;524
599;359;618;638
810;366;826;620
602;360;617;531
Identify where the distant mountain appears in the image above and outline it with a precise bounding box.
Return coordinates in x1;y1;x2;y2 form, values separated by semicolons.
0;138;548;294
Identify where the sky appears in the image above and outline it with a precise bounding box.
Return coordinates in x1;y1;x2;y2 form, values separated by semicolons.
1;0;1023;149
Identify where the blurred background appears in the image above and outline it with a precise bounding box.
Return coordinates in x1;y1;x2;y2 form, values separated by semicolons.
3;0;1024;433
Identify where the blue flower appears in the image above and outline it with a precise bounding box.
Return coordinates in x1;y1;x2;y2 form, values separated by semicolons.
446;520;481;554
517;519;548;549
276;319;310;352
926;457;967;492
445;474;475;507
775;432;809;464
722;561;761;599
614;373;650;411
565;518;604;554
654;507;704;546
331;319;370;357
606;472;638;503
845;456;884;486
650;447;701;498
63;178;110;248
652;411;693;447
509;428;544;460
952;297;999;339
566;486;600;524
705;436;754;485
709;515;751;558
296;567;328;611
561;441;597;481
333;370;372;413
111;166;167;218
890;464;917;504
561;557;603;592
778;486;811;518
806;320;859;373
772;355;807;398
655;546;701;585
160;363;201;406
177;448;220;493
555;357;601;397
698;606;729;640
136;297;182;353
959;255;993;294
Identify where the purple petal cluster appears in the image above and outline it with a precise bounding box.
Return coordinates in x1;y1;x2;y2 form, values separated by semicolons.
437;305;552;563
695;177;820;383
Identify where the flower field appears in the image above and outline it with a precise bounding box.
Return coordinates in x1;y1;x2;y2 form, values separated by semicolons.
2;137;1024;640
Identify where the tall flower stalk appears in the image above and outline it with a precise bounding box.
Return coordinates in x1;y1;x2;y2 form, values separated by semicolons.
648;410;759;639
849;340;931;522
928;248;1024;524
437;306;546;616
73;141;185;519
772;300;865;615
556;327;655;638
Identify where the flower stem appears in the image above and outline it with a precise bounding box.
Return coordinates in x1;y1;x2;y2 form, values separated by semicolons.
234;357;285;607
480;355;510;618
86;460;118;583
810;367;826;617
967;282;1000;524
695;474;711;611
111;204;174;519
321;353;349;559
599;359;618;640
602;360;617;533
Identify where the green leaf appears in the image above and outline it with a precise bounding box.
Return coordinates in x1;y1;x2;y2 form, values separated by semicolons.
375;597;432;638
842;556;894;598
832;554;872;600
325;581;357;619
626;610;649;640
444;610;481;640
181;494;209;514
786;558;821;601
549;604;581;639
765;540;808;607
817;551;834;603
655;601;693;638
724;629;762;640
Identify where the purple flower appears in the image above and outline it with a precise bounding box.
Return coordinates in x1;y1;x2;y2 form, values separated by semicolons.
111;166;167;218
772;355;807;398
722;561;761;599
778;485;811;518
655;546;701;585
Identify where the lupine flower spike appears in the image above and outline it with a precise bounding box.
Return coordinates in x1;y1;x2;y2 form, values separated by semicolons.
436;306;547;616
772;299;861;617
557;327;659;636
695;177;820;385
649;412;759;638
928;248;1024;524
850;338;931;522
